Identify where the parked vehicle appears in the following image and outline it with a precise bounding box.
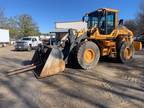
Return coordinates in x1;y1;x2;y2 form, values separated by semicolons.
40;34;56;45
15;36;42;51
0;29;10;47
134;33;144;45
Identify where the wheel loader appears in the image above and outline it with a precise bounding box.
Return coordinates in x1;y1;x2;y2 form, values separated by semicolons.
8;8;142;78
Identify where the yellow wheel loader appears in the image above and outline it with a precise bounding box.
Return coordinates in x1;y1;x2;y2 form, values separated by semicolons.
8;8;142;78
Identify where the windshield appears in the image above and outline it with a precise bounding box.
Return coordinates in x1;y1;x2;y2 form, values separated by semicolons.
88;16;98;28
87;11;104;29
22;38;31;41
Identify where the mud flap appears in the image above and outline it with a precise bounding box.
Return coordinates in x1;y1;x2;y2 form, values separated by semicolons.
32;47;65;78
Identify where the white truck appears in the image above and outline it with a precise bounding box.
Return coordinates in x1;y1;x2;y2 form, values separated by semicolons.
0;29;10;47
15;36;42;51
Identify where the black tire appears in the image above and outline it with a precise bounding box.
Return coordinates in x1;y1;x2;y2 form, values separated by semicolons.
117;42;134;64
28;45;32;51
77;41;100;69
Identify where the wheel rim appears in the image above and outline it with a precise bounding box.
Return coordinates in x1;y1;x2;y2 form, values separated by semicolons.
84;49;95;63
124;47;132;60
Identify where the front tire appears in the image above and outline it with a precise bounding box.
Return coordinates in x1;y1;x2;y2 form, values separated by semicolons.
28;45;32;51
77;41;100;69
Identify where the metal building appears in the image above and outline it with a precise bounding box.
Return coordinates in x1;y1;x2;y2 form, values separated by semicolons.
55;21;87;31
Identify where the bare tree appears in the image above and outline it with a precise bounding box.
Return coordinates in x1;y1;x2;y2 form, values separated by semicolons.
18;14;40;37
136;1;144;34
0;8;8;29
124;20;138;35
7;16;20;38
125;1;144;35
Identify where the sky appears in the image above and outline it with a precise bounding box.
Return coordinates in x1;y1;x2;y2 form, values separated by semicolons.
0;0;142;33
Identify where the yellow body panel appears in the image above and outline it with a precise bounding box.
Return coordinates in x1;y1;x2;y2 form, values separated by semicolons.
101;8;119;13
88;26;133;41
133;41;142;51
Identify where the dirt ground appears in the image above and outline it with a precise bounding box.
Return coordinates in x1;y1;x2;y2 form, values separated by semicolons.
0;46;144;108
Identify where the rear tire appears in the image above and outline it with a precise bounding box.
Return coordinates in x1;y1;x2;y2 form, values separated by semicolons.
77;41;100;69
117;42;134;64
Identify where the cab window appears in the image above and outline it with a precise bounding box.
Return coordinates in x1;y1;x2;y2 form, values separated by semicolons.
32;38;37;41
106;12;115;34
99;15;106;34
88;15;98;29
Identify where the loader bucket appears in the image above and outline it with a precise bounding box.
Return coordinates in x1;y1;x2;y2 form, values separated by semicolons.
32;46;65;78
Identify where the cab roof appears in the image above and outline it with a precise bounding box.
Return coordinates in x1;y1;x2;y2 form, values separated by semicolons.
98;8;119;12
88;8;119;15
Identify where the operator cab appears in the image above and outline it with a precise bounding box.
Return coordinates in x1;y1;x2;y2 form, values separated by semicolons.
83;8;118;35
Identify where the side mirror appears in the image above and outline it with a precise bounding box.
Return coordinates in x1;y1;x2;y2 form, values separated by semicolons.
82;13;88;22
82;16;85;22
119;19;124;25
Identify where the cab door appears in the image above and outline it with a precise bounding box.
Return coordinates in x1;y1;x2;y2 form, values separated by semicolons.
98;11;116;36
106;12;116;35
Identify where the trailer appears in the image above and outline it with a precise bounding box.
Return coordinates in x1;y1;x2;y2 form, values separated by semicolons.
0;29;10;47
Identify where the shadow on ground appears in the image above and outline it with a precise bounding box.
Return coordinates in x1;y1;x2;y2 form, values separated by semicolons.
0;50;144;108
